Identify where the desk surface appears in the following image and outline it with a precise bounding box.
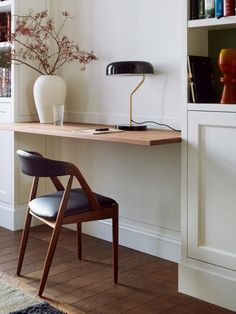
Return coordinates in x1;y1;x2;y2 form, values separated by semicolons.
0;122;181;146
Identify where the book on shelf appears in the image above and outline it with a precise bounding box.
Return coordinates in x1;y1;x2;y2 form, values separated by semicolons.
190;0;198;19
187;55;217;104
198;0;205;18
190;0;236;20
223;0;235;16
0;12;10;42
215;0;223;18
205;0;215;18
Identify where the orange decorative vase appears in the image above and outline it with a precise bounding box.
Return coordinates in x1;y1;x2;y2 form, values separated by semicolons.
218;48;236;104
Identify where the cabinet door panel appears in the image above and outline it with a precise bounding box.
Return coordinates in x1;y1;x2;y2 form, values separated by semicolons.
188;111;236;271
0;102;12;122
0;130;14;203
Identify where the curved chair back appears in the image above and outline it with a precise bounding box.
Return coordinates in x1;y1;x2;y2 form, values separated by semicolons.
17;149;101;210
17;150;70;177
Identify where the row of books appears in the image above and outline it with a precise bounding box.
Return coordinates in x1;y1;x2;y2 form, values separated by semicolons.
187;56;217;103
190;0;236;20
0;12;10;42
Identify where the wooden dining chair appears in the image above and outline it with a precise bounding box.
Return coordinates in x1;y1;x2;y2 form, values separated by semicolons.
16;150;119;296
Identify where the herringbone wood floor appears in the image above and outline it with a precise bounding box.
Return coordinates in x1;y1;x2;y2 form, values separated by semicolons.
0;225;234;313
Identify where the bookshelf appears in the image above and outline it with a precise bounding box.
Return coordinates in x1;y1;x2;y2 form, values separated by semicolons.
179;1;236;311
188;16;236;29
188;16;236;105
0;0;11;119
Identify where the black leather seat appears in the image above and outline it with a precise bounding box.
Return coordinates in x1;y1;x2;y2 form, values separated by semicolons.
29;188;117;220
16;150;119;296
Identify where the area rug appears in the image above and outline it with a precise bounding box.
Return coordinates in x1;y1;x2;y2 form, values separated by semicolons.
0;279;66;314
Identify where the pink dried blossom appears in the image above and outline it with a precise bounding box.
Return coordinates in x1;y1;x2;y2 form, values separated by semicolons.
5;9;97;75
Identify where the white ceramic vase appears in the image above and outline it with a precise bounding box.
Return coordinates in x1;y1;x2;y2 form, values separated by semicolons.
33;75;66;123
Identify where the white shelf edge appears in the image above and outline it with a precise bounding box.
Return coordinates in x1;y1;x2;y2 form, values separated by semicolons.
188;103;236;112
0;1;11;13
188;16;236;30
0;42;11;49
0;97;11;103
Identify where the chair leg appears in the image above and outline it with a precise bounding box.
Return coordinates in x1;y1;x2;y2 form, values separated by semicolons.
38;224;61;296
16;210;32;276
112;205;119;283
77;222;82;260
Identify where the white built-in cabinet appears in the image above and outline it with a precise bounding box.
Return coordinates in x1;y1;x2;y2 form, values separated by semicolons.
0;0;45;123
179;1;236;311
0;0;51;230
187;109;236;271
0;130;14;204
0;1;12;123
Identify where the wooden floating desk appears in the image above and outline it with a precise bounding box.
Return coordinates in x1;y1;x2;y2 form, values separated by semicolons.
0;122;181;146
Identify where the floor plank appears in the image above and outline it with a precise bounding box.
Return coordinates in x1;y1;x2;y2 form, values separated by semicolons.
0;225;234;314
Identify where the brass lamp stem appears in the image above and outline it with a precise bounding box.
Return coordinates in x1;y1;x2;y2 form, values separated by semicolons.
129;74;146;126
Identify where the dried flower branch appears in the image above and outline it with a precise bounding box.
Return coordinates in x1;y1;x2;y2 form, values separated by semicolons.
5;9;97;75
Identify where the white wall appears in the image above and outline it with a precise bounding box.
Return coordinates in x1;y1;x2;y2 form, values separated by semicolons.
52;0;184;261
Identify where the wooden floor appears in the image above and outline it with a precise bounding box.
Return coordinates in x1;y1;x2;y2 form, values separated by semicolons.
0;225;234;314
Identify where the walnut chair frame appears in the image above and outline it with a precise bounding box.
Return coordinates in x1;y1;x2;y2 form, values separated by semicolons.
16;150;118;297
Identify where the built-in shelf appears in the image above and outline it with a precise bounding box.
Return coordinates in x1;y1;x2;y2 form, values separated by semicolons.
0;97;11;103
188;103;236;112
188;16;236;30
0;0;11;12
0;122;181;146
0;42;10;49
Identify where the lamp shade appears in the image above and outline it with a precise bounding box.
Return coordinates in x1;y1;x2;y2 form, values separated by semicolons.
106;61;154;76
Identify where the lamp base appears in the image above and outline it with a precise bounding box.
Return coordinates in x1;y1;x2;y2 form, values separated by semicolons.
117;124;147;131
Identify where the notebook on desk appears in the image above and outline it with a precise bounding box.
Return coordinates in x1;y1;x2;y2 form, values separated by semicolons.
72;128;123;135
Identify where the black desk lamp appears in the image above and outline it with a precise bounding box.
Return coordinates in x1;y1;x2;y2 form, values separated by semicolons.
106;61;154;131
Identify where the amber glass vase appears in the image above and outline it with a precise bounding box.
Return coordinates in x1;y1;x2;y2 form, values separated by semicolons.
218;48;236;104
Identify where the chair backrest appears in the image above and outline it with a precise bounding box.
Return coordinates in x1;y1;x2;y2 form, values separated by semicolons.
17;150;70;177
17;150;100;210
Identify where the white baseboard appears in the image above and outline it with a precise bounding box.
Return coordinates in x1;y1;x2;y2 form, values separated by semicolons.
0;204;41;231
0;204;181;263
69;220;181;263
179;263;236;311
0;204;15;230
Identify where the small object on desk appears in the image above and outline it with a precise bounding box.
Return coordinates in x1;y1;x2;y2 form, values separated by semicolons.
93;128;123;134
53;104;64;126
95;127;109;131
72;128;123;135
